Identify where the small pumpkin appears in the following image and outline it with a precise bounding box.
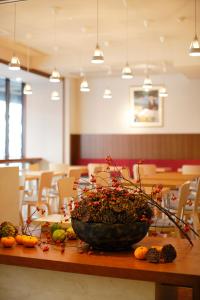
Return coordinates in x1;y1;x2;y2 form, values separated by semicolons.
1;236;16;248
134;246;149;260
23;236;38;247
15;235;25;245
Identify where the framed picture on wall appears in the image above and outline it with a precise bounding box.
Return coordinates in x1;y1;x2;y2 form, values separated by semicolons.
130;86;163;127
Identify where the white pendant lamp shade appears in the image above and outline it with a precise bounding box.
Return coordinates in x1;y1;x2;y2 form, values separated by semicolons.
91;44;104;64
121;62;133;79
159;87;168;98
143;76;152;91
103;88;112;99
80;78;90;92
49;68;61;82
9;55;20;70
189;34;200;56
23;83;32;95
51;91;60;101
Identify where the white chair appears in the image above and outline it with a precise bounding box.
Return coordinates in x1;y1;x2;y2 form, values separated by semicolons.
149;181;191;237
22;171;54;218
57;177;77;212
133;164;156;181
88;163;108;179
182;165;200;175
49;162;69;174
0;167;20;226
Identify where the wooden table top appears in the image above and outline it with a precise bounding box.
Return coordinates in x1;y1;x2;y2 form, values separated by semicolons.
141;172;198;180
0;237;200;288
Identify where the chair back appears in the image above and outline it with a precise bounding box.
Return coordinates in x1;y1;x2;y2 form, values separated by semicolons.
192;178;200;232
88;163;108;178
49;163;69;174
68;169;82;180
182;165;200;175
0;167;20;225
133;164;156;180
95;171;110;187
120;167;131;180
176;181;191;219
57;177;77;211
29;163;40;171
38;172;53;202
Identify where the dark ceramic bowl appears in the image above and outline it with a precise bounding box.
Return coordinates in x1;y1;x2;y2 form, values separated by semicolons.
71;219;150;251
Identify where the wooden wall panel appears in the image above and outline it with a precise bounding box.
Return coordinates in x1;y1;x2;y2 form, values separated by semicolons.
70;134;200;164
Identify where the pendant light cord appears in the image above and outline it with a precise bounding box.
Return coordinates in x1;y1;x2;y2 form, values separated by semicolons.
194;0;197;36
13;3;16;52
97;0;99;44
126;1;128;63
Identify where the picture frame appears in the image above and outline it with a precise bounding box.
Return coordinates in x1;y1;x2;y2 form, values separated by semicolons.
130;86;163;127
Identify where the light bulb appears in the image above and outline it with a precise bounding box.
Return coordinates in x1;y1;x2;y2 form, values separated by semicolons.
121;63;133;79
51;91;60;100
23;83;32;95
103;88;112;99
80;78;90;92
8;55;20;70
189;35;200;56
49;69;61;82
91;44;104;64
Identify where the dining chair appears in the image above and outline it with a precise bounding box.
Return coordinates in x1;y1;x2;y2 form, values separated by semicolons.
22;171;54;219
88;163;108;179
95;171;111;187
182;165;200;175
133;164;156;181
49;162;69;174
57;177;77;213
68;168;82;181
149;181;191;237
0;167;20;226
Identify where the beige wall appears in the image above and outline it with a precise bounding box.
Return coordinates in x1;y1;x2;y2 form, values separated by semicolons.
70;74;200;134
25;76;63;163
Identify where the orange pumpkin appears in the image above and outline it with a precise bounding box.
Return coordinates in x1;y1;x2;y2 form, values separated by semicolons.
15;235;25;245
1;236;16;248
22;236;38;247
134;246;149;260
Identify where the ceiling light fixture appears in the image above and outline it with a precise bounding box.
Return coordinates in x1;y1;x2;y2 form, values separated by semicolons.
189;0;200;56
51;91;60;101
121;1;133;79
23;46;32;95
143;74;152;91
159;87;168;98
80;76;90;92
9;3;20;70
50;7;61;82
91;0;104;64
103;88;112;99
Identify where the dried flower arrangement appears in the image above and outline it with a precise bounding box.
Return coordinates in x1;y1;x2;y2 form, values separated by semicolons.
71;156;199;247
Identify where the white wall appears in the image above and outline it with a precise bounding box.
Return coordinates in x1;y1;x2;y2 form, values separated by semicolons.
25;76;63;163
71;74;200;134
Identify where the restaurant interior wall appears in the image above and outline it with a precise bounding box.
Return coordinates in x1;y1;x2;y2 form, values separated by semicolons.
25;76;63;163
71;73;200;134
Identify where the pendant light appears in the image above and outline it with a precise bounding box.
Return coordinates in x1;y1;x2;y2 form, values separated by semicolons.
159;87;168;98
103;88;112;99
143;75;152;91
80;75;90;92
189;0;200;56
121;1;133;79
50;7;61;82
51;91;60;101
9;3;20;70
91;0;104;64
23;47;32;95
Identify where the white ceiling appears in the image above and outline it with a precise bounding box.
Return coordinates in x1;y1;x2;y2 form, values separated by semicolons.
0;0;199;78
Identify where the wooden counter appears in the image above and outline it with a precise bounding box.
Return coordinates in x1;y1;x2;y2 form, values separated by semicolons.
0;237;200;299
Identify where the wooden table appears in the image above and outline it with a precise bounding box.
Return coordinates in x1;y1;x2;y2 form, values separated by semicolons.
0;237;199;300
